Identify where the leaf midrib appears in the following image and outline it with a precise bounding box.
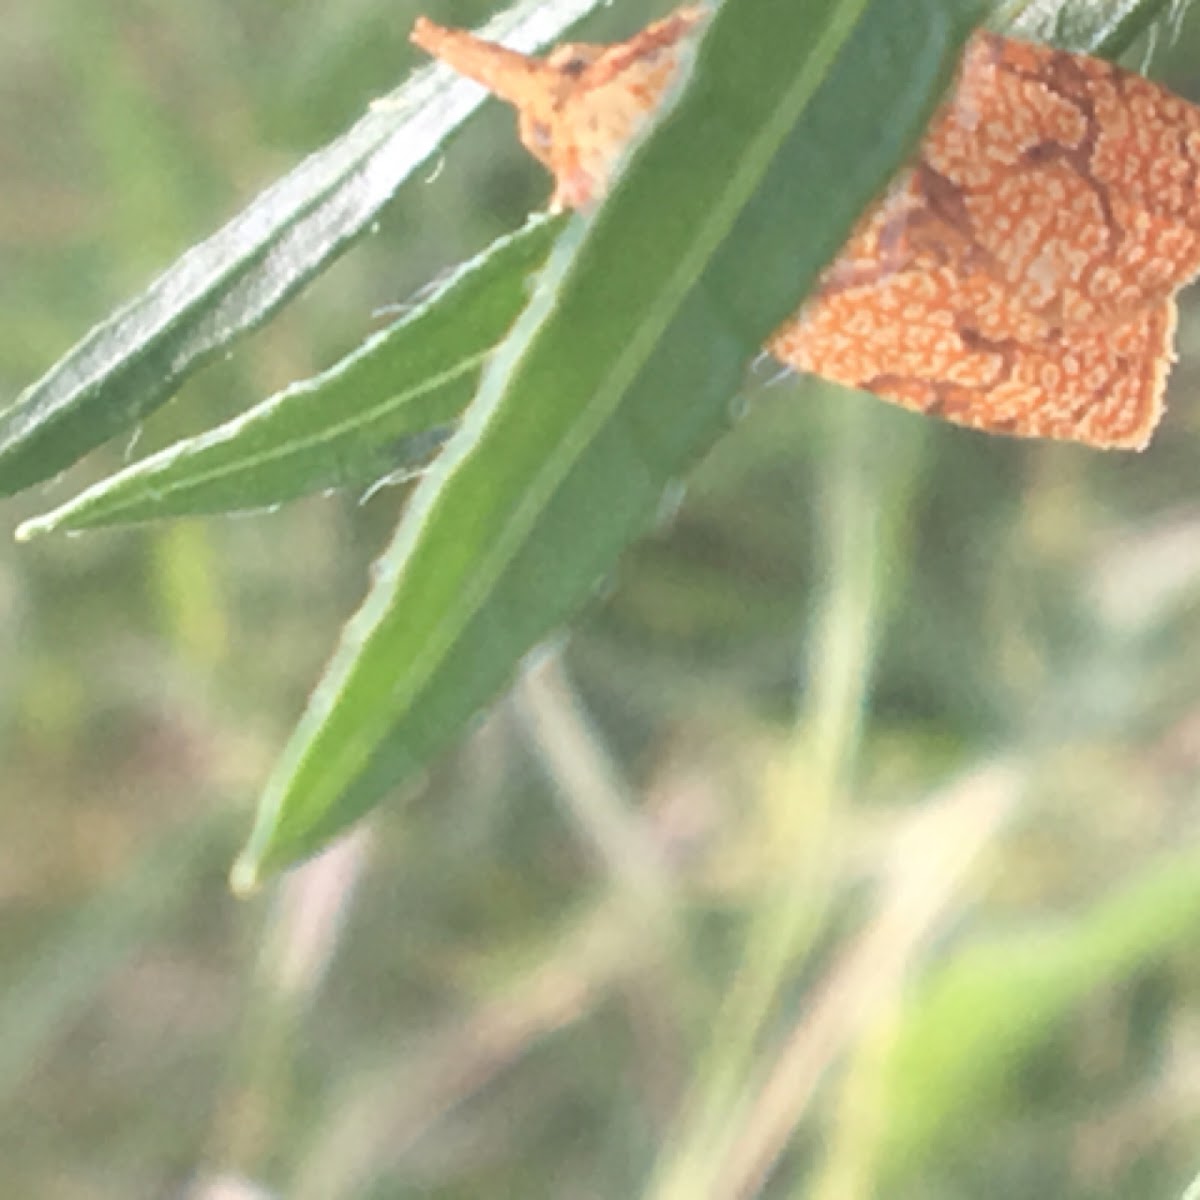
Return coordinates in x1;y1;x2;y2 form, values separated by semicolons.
321;0;879;784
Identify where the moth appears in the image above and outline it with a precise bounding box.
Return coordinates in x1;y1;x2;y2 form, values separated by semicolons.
412;7;1200;449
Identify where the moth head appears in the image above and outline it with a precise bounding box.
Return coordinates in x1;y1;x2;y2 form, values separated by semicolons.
411;8;707;211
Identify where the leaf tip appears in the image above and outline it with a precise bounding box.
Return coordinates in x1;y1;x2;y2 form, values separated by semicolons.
14;517;50;543
229;851;265;897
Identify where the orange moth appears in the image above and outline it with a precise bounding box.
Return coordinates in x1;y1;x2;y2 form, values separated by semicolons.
411;8;1200;449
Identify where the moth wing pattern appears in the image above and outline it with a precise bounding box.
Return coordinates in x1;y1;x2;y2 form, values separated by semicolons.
905;33;1200;330
772;264;1175;449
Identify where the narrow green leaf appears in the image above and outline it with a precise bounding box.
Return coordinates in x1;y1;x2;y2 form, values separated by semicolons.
233;0;984;885
878;849;1200;1180
15;215;566;536
0;0;604;498
1005;0;1184;54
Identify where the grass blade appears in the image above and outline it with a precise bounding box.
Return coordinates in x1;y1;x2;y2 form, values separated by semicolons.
878;848;1200;1180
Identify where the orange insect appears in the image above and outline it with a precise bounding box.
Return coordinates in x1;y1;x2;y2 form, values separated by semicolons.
412;8;1200;449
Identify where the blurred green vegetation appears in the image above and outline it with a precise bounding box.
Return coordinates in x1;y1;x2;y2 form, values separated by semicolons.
3;2;1200;1198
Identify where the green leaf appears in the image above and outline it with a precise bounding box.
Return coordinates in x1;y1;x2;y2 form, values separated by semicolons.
17;0;1174;526
1004;0;1184;54
232;0;985;886
15;214;566;535
877;848;1200;1180
0;0;605;498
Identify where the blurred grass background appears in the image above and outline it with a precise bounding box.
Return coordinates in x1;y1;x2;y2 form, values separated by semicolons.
4;1;1200;1196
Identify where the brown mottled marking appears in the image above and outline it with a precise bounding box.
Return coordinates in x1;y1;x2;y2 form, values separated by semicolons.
412;9;1200;449
772;268;1175;449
